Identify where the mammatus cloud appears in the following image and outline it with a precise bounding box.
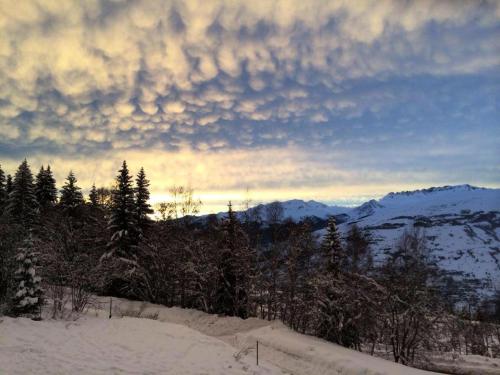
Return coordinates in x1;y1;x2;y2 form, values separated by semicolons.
0;0;499;208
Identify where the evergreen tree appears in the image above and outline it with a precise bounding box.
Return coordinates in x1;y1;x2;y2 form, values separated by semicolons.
12;234;44;317
105;161;138;261
315;220;382;349
215;202;253;318
35;166;45;201
315;217;359;347
6;174;13;194
320;216;344;274
89;183;98;207
6;160;39;227
0;164;7;212
135;167;153;235
59;171;84;208
35;165;57;208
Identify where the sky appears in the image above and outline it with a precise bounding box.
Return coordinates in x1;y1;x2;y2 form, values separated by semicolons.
0;0;499;213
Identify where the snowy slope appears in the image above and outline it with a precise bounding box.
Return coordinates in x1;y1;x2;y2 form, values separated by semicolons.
0;296;438;375
99;297;435;375
342;185;500;287
353;185;498;222
0;315;279;375
224;184;500;289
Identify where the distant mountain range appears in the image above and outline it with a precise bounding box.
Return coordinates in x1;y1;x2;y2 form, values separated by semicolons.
203;184;500;291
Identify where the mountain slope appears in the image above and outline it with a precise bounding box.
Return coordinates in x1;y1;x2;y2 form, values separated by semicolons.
342;185;500;288
221;184;500;290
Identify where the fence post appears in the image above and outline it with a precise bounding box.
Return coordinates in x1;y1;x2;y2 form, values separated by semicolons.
256;340;259;366
109;297;112;319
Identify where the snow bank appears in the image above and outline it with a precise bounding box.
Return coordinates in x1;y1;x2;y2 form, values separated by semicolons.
0;316;278;375
5;295;473;374
236;324;435;375
89;296;437;374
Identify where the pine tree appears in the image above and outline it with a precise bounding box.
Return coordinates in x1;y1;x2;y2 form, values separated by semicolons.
89;183;98;207
0;164;7;212
135;167;153;235
12;234;44;317
59;171;84;208
105;161;138;261
320;216;344;274
6;160;39;227
35;165;57;208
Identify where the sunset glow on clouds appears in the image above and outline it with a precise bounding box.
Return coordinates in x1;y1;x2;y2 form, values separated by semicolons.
0;0;499;212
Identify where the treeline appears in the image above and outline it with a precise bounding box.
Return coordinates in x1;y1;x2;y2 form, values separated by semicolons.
0;159;499;368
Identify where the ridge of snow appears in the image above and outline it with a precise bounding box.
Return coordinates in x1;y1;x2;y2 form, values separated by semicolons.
210;185;499;223
212;199;351;222
383;184;484;200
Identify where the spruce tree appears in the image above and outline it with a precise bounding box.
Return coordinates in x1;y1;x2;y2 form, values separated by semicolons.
215;201;252;318
89;183;98;207
106;161;138;260
6;174;13;194
35;165;57;208
315;216;352;346
135;167;153;235
6;160;39;227
35;166;45;201
59;171;84;208
12;234;44;317
320;216;344;274
0;164;6;212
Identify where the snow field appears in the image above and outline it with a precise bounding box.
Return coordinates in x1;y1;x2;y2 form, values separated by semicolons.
1;295;440;374
0;315;279;375
91;296;437;375
5;295;499;374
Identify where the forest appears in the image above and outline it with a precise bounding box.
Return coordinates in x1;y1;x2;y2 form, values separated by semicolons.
0;159;499;370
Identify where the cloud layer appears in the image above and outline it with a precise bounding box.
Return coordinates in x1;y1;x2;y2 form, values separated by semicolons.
0;0;499;210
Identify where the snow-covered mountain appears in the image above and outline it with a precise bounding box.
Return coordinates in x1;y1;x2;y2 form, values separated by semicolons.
249;199;350;222
214;184;500;290
343;185;500;289
205;198;350;222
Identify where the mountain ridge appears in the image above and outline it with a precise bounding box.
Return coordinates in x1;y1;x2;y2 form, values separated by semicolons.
201;184;500;292
205;184;498;222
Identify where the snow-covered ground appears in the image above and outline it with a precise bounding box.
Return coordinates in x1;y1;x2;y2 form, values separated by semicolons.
3;296;500;374
0;296;443;375
0;316;276;375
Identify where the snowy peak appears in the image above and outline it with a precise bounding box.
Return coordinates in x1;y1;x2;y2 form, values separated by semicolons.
256;199;350;221
352;199;383;218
